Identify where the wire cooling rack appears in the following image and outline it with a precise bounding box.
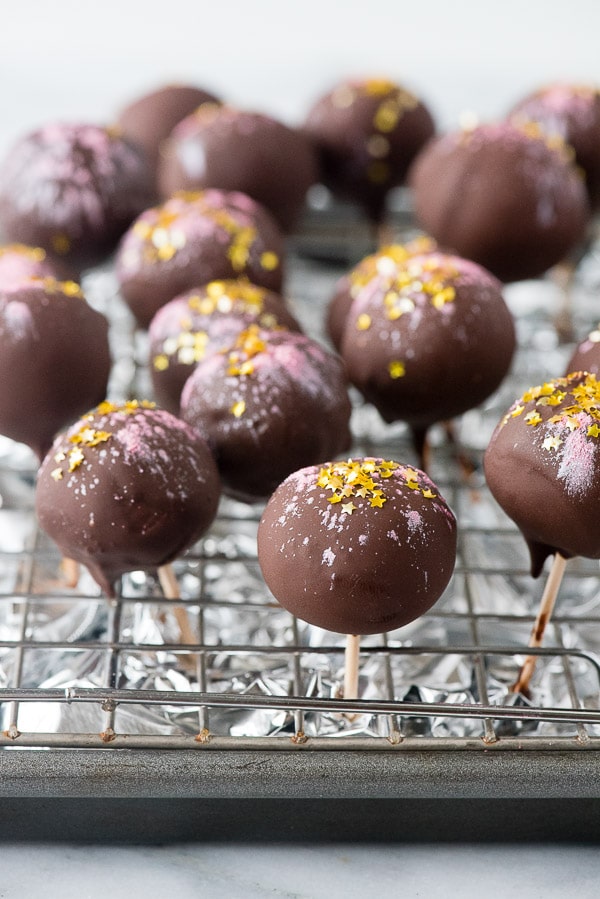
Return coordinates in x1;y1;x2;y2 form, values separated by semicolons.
2;211;600;758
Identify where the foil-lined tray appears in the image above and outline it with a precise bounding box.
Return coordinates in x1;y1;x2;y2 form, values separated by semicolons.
3;212;600;793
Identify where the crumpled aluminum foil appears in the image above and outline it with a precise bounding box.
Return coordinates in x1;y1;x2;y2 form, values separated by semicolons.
1;238;600;743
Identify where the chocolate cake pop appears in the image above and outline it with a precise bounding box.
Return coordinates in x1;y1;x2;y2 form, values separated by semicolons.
509;84;600;210
181;326;352;501
149;279;302;413
0;244;72;290
409;121;589;282
257;458;456;635
339;251;516;459
566;324;600;375
115;189;285;328
0;123;153;271
327;236;436;350
158;105;317;231
35;400;221;597
303;78;435;223
117;84;220;174
484;372;600;577
0;277;110;459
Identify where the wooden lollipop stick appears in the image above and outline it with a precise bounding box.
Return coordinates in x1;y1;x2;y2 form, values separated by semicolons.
552;260;576;344
376;221;396;250
511;552;567;695
344;634;361;700
158;563;197;646
61;557;80;588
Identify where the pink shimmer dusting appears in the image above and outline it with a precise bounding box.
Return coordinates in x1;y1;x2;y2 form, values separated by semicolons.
557;417;597;496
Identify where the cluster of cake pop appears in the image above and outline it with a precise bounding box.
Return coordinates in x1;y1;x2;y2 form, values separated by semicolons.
1;73;600;707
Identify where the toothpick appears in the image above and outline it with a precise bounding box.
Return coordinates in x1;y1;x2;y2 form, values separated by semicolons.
158;563;197;646
511;552;567;695
344;633;361;700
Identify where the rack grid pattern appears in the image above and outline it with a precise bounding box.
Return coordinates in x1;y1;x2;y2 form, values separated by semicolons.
2;219;600;754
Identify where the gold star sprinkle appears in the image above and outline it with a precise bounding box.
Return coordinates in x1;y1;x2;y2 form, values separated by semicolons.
153;354;169;371
68;448;84;472
422;488;437;499
317;470;330;488
231;401;246;418
588;423;600;438
524;412;542;426
260;251;279;271
369;494;386;508
356;313;372;331
388;360;406;379
341;502;356;515
50;468;63;482
51;233;71;255
542;436;563;451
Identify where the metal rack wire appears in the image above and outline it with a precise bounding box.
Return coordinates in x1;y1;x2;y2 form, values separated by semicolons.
2;214;600;756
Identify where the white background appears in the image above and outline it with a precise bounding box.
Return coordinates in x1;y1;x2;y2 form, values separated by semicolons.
1;0;600;153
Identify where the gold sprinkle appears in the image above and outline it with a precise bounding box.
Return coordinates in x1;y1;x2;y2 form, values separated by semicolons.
524;412;542;426
68;448;84;472
373;101;400;132
260;251;279;271
231;400;246;418
51;233;71;255
511;405;525;418
364;78;396;96
328;493;343;504
61;280;84;297
431;286;456;309
369;494;386;508
542;435;563;451
422;488;437;499
54;451;66;463
588;423;600;438
388;360;406;379
341;502;356;515
356;313;372;331
157;244;176;262
153;354;169;371
50;468;63;482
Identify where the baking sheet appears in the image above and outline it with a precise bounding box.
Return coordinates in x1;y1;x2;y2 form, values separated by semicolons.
2;212;600;829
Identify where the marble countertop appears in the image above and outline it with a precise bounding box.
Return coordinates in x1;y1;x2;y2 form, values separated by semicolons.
2;842;599;898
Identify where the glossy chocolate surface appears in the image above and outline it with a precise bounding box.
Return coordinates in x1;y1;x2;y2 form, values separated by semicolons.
258;458;456;634
149;280;302;413
485;372;600;576
158;105;317;231
410;121;589;282
0;123;153;271
181;327;352;501
116;189;285;328
304;78;435;222
36;402;221;596
0;278;110;459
